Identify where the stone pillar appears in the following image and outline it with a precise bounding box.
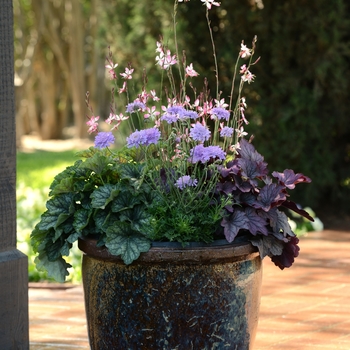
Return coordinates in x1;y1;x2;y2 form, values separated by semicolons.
0;0;29;348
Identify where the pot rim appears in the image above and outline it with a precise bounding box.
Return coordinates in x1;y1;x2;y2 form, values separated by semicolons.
78;236;259;265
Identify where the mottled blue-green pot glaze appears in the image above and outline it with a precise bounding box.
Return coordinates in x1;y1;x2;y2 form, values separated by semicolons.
79;238;262;350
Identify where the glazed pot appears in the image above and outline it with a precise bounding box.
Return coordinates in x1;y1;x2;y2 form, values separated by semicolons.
78;237;262;350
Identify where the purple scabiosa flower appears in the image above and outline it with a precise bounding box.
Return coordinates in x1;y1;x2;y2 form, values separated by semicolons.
161;113;178;124
161;106;186;123
189;144;226;163
94;131;115;149
220;126;234;138
175;175;198;190
126;128;161;148
144;127;161;145
189;144;205;163
190;122;211;142
182;110;199;120
125;101;146;114
126;130;146;148
210;107;230;121
202;145;226;162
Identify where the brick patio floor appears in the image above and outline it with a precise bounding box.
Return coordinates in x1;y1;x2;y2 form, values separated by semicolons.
29;229;350;349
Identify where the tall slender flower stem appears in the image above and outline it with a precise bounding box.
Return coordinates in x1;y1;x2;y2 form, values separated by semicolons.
205;9;219;100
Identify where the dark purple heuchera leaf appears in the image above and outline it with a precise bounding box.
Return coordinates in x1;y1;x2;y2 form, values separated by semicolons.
237;158;268;183
219;161;240;177
272;169;311;189
244;207;269;235
250;235;284;260
270;210;294;237
257;206;277;221
252;183;286;211
238;138;265;163
233;175;252;193
271;236;300;269
282;200;314;221
240;192;258;206
221;209;249;242
216;181;236;195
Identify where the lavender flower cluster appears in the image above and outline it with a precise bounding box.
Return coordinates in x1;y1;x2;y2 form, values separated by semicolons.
126;128;161;148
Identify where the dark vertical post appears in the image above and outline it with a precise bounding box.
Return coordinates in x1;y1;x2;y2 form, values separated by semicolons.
0;0;29;348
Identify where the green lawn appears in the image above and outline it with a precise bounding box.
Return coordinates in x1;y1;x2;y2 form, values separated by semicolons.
17;150;82;283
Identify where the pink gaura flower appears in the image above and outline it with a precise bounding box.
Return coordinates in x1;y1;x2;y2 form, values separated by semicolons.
156;41;163;54
86;116;99;134
105;113;117;124
240;64;247;74
239;97;249;124
201;0;220;9
214;98;229;109
195;100;213;117
150;90;160;102
240;107;249;124
144;106;160;120
240;43;251;58
241;70;255;83
236;126;248;138
156;45;177;70
138;90;149;104
119;81;127;93
106;113;129;131
183;95;191;108
120;67;134;80
105;62;118;80
185;63;199;77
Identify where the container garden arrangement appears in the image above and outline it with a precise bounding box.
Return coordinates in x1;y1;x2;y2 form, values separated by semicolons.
31;0;313;348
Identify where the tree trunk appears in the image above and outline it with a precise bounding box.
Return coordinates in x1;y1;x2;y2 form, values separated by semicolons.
38;48;63;140
67;0;87;138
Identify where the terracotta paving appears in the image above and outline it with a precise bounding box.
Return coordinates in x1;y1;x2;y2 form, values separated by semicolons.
29;229;350;349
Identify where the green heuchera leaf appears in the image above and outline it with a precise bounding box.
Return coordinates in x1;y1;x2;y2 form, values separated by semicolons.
50;177;75;195
119;205;152;232
73;208;91;233
105;223;151;264
80;153;111;175
111;191;141;212
31;227;72;282
34;254;71;283
37;211;61;231
49;160;84;194
46;193;75;215
31;225;52;253
91;184;119;209
93;210;110;230
75;146;99;158
46;239;72;260
119;163;146;189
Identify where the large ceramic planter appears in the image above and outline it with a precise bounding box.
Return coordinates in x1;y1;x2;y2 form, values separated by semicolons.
78;237;262;350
